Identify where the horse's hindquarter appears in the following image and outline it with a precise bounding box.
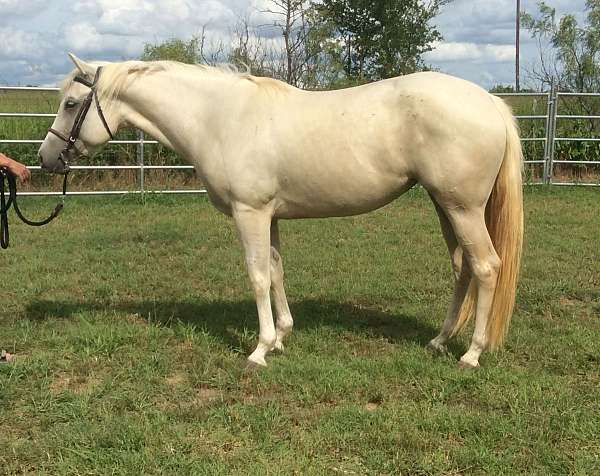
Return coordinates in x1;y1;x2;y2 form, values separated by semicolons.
225;72;506;218
393;73;508;205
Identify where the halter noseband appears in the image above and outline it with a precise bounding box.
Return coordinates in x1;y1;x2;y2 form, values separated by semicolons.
48;67;114;167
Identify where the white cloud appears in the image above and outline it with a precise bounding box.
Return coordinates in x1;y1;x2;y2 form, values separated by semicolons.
0;0;47;18
70;0;238;37
72;0;103;16
63;23;105;53
426;41;515;63
0;27;49;60
64;22;145;57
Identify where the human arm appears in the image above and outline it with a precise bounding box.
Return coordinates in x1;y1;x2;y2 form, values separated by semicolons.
0;153;31;183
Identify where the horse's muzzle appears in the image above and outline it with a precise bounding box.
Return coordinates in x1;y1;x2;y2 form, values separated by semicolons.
39;154;70;175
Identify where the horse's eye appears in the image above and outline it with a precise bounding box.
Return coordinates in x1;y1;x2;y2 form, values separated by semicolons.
65;100;78;110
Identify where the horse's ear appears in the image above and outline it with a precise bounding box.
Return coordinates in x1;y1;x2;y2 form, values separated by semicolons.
68;53;95;78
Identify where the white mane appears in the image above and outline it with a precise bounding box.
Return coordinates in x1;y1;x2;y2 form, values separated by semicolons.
60;60;289;105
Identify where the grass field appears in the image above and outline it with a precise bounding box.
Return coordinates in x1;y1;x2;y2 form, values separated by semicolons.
0;187;599;475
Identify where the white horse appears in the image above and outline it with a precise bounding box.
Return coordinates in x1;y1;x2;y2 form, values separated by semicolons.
38;54;523;369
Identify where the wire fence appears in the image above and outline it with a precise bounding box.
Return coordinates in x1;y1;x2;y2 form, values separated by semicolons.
1;85;599;196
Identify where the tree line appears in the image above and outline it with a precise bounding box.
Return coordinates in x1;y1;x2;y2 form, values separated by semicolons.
141;0;450;90
141;0;600;97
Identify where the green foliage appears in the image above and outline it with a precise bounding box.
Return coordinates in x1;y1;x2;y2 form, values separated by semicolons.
522;0;600;92
296;6;355;89
490;85;537;94
140;37;202;64
315;0;450;81
490;84;517;94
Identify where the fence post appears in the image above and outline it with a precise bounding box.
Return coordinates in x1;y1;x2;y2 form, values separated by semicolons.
544;82;558;184
542;84;552;184
137;129;145;196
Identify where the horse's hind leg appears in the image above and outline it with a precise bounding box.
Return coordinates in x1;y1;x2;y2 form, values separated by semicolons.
444;206;501;368
270;220;293;351
428;199;472;355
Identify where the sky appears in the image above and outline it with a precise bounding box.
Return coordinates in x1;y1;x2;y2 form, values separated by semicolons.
0;0;589;88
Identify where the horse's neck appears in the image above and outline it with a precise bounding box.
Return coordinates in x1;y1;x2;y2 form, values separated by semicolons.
118;71;235;159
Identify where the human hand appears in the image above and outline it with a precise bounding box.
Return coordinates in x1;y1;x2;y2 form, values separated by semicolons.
0;153;31;183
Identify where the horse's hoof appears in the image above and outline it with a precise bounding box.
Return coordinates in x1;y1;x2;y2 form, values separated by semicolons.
273;341;285;353
457;360;480;370
426;341;451;357
243;359;266;373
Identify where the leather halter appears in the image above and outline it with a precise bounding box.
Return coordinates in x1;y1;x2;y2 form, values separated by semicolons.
48;67;114;166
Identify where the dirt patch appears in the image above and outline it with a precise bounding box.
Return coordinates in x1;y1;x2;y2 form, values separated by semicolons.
49;372;101;395
195;387;220;403
155;385;221;412
165;372;187;388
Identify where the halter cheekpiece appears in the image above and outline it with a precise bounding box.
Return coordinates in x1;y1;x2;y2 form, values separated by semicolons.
47;66;114;167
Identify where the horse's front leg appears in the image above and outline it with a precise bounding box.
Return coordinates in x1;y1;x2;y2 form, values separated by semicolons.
270;220;293;352
233;204;276;368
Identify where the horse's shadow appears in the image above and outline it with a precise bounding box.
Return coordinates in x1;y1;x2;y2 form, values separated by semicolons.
24;297;448;354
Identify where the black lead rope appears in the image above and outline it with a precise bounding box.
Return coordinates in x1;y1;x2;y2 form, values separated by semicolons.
0;168;68;249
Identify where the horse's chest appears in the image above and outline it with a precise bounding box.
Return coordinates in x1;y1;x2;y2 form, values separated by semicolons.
205;186;233;216
192;160;234;215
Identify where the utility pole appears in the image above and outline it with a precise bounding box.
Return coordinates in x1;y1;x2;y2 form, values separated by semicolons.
516;0;521;91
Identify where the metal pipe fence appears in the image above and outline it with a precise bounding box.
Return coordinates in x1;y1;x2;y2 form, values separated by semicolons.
2;85;600;194
498;87;600;186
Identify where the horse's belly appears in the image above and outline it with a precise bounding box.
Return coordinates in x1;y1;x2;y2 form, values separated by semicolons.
274;174;416;219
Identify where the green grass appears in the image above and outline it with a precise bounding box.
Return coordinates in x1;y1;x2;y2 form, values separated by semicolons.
0;187;599;475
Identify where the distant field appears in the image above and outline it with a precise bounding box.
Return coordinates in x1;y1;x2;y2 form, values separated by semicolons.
0;187;598;474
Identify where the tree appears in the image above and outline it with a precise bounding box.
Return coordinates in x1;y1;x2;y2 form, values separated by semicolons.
315;0;450;82
260;0;323;87
140;37;202;64
140;30;226;65
522;0;600;92
229;3;342;89
228;18;275;77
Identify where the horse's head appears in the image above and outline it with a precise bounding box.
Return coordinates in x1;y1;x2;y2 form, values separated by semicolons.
38;54;116;174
